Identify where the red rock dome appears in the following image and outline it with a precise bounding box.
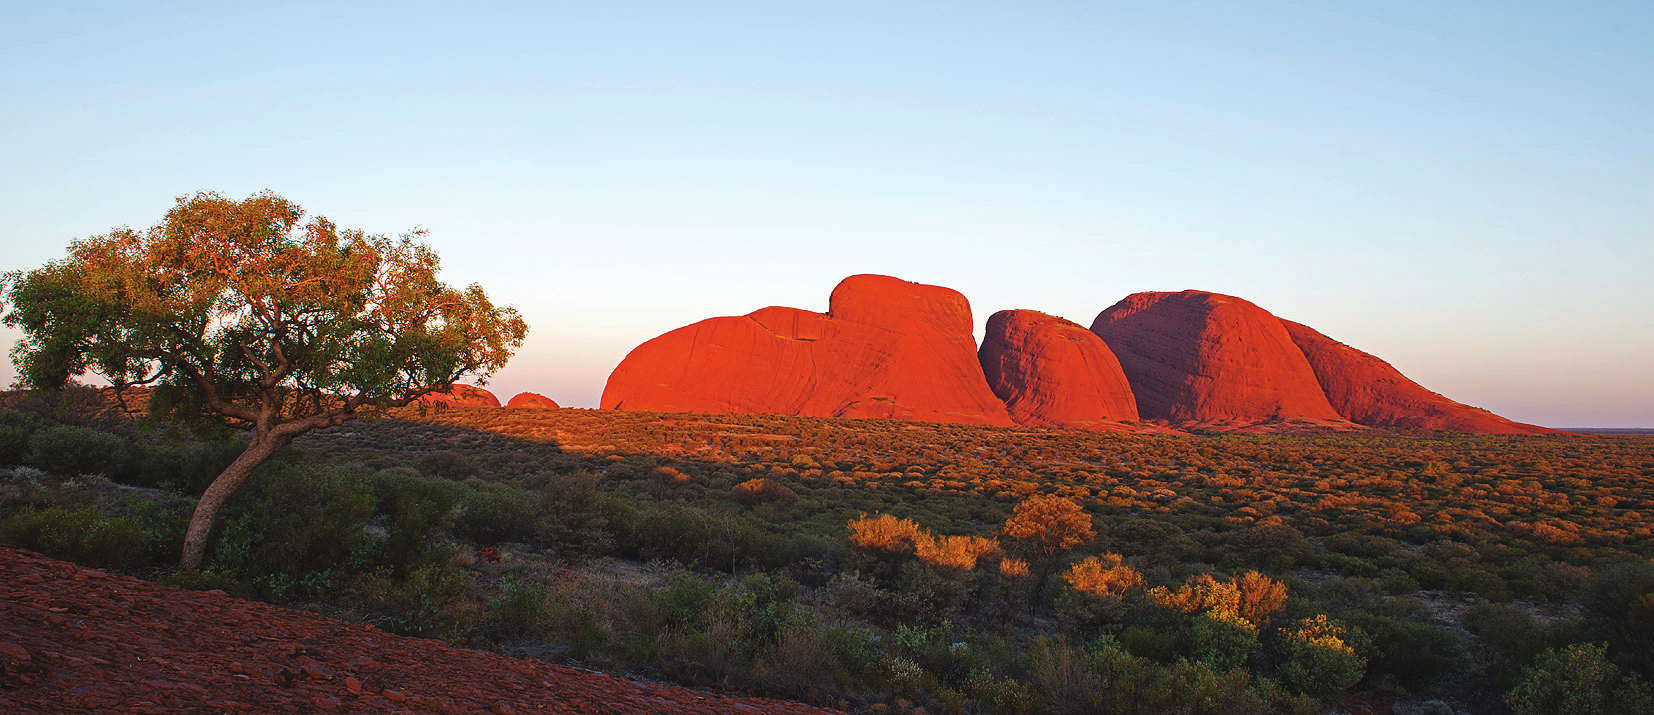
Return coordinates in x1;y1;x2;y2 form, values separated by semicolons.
601;275;1013;426
1090;291;1341;422
980;309;1138;426
506;392;561;409
1282;320;1555;434
416;384;500;408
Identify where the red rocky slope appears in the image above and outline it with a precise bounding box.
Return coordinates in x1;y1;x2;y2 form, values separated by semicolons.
1090;291;1343;423
0;547;839;715
601;275;1012;426
1282;320;1556;434
979;309;1139;427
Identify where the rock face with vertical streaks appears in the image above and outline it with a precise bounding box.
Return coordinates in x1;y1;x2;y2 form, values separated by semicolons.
601;274;1013;426
1282;320;1556;434
1090;291;1342;422
980;309;1139;427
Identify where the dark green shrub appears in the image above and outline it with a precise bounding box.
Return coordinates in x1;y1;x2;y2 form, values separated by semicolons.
1120;626;1177;662
1191;612;1258;670
1231;524;1314;571
537;470;610;554
490;574;549;635
370;472;461;574
1;506;145;568
1582;562;1654;675
1337;609;1464;687
1463;601;1541;660
1505;643;1654;715
209;463;376;596
452;487;543;546
0;424;33;465
28;425;130;477
416;450;478;479
114;496;189;566
392;561;471;638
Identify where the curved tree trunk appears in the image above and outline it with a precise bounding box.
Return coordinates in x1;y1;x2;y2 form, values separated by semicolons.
178;433;288;571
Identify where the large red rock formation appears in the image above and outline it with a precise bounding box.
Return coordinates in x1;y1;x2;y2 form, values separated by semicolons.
1090;291;1342;422
416;385;500;408
980;309;1139;427
506;392;561;409
1282;320;1555;434
602;274;1013;426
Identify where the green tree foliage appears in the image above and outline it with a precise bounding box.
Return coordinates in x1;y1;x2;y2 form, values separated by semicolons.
2;191;527;568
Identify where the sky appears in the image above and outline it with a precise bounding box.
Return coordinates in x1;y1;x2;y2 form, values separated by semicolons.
1;2;1650;427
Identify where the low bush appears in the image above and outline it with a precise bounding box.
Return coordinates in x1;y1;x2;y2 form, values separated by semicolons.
1;506;146;568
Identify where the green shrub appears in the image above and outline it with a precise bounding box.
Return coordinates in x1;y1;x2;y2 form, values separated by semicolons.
1277;616;1367;699
1337;609;1463;688
28;425;130;476
416;450;478;479
371;472;461;574
1505;642;1654;715
1463;601;1541;660
209;462;376;596
452;487;543;546
1582;562;1654;675
114;496;189;566
1120;626;1177;662
490;574;549;634
1;506;145;568
1191;612;1258;670
0;424;33;465
392;561;471;638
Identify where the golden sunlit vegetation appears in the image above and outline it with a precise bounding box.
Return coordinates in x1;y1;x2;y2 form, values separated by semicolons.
3;395;1652;713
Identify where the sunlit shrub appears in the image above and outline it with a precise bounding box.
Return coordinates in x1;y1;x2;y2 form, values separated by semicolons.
847;513;926;553
1063;553;1143;598
915;534;999;571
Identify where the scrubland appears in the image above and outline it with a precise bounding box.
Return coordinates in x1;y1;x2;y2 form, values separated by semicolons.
2;394;1651;714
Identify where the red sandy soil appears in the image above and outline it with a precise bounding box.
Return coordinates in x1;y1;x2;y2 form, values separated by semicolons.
505;392;561;409
979;309;1139;427
601;274;1013;426
0;547;839;715
1091;290;1345;423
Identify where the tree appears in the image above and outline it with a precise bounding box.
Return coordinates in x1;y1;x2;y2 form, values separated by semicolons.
1001;494;1095;561
3;191;527;569
1000;494;1095;602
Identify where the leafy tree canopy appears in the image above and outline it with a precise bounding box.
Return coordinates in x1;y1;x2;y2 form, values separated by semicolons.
3;190;528;568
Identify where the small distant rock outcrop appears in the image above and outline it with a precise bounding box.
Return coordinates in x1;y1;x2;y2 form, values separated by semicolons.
416;385;500;408
601;274;1013;426
980;309;1139;427
506;392;561;409
1090;291;1343;423
1282;321;1556;434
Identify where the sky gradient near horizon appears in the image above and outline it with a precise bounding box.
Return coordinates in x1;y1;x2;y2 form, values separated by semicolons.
2;3;1650;427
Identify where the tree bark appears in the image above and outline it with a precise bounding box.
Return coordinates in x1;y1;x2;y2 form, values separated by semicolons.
177;433;288;571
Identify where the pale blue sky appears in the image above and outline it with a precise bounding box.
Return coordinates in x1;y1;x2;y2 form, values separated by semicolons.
2;2;1650;426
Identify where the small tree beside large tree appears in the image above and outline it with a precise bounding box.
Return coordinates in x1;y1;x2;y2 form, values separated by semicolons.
3;191;528;570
